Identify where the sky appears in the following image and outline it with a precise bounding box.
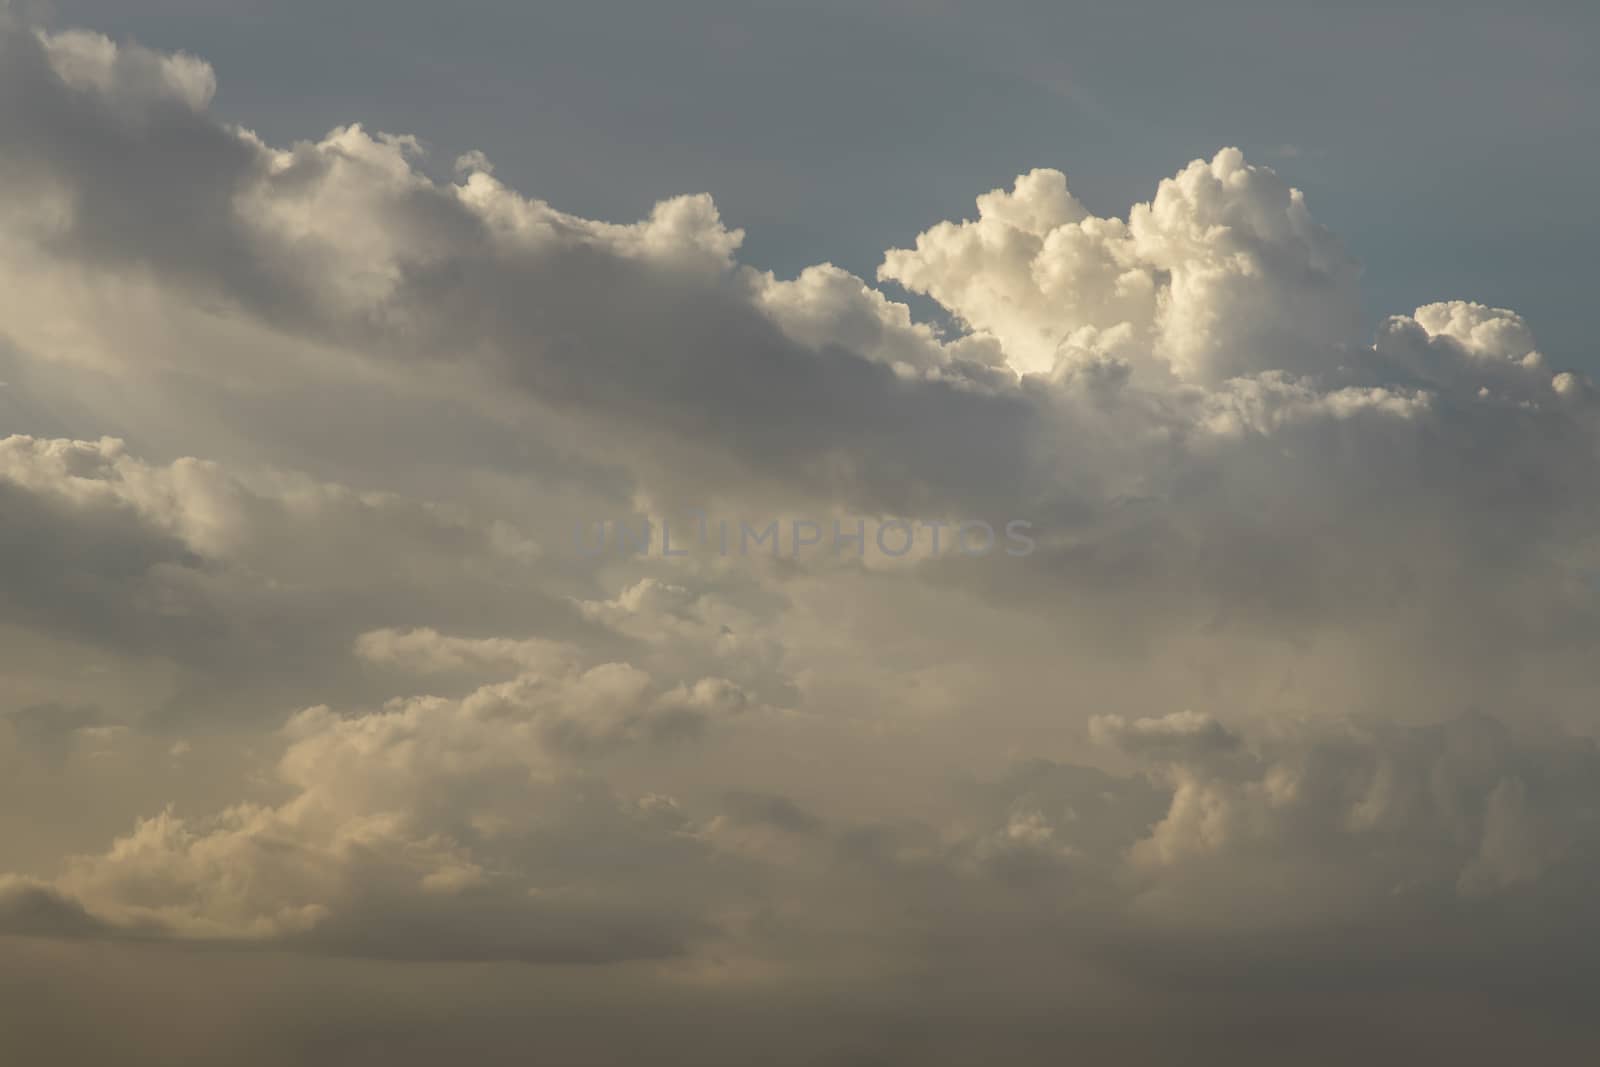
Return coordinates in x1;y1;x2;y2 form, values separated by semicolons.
2;2;1600;1064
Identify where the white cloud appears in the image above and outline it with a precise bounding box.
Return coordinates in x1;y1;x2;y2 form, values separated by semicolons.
879;148;1361;382
39;28;215;112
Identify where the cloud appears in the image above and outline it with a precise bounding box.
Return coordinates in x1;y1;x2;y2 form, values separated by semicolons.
0;432;578;726
0;876;119;939
573;578;794;703
2;641;755;960
354;628;576;677
2;14;1600;1062
1090;709;1242;757
879;150;1362;382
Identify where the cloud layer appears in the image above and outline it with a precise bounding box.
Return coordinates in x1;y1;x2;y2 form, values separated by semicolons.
2;16;1598;1065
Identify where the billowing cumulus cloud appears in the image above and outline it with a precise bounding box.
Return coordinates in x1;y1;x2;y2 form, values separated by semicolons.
2;13;1600;1065
879;151;1362;382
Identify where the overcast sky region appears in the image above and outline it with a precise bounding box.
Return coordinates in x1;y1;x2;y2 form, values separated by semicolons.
2;2;1600;1064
